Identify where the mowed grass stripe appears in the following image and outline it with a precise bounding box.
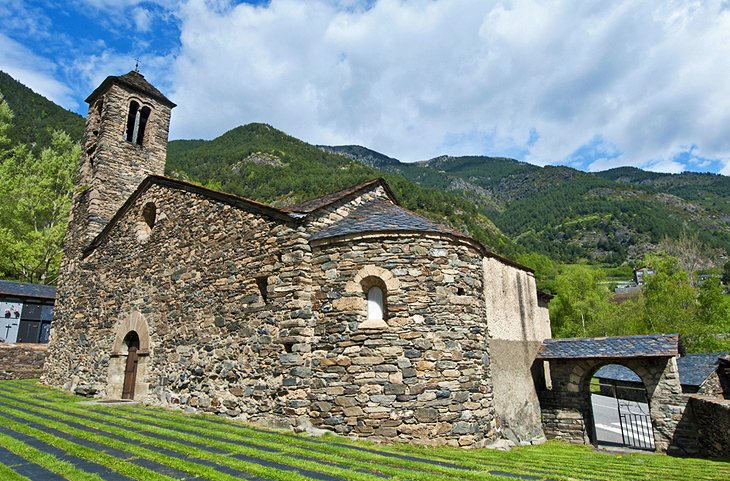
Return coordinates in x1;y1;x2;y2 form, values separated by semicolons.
0;394;413;481
0;414;177;481
0;424;136;481
0;441;70;481
0;401;268;481
0;430;108;481
0;390;514;481
0;453;33;481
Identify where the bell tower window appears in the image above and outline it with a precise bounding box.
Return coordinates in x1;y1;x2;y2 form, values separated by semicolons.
125;101;151;146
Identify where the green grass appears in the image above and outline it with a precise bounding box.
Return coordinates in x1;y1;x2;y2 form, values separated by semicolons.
0;380;728;481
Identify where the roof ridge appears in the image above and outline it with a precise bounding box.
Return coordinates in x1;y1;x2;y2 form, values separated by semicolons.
283;178;396;214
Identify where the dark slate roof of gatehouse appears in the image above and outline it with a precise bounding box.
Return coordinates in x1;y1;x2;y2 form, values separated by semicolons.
309;197;462;241
86;70;177;108
536;334;680;360
0;280;56;300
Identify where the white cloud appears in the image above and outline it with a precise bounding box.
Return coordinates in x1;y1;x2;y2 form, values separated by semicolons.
159;0;730;173
133;7;153;32
0;34;77;108
4;0;730;174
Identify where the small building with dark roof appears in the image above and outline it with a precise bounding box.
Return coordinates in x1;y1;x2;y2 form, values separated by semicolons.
42;70;552;448
0;280;55;343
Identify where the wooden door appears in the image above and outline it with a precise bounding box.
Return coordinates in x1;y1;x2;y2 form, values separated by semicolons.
122;345;139;399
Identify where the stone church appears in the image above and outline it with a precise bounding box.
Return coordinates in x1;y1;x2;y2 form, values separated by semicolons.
42;70;551;447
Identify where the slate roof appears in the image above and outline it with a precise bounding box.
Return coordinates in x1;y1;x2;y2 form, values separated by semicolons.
677;353;727;387
310;197;462;241
0;280;56;300
284;178;396;214
536;334;680;360
86;70;177;108
594;352;726;388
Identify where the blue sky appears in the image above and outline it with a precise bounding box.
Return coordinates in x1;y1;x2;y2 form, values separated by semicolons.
1;1;730;175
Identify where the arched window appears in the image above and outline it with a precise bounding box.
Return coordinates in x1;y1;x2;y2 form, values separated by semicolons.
367;286;384;321
125;101;151;146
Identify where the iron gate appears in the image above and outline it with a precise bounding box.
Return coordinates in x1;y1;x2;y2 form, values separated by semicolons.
592;379;656;451
617;399;655;450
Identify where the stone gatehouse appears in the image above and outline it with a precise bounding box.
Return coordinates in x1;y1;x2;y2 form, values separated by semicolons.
42;70;551;447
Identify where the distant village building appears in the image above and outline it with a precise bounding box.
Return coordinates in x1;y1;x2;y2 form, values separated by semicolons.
0;280;55;344
634;267;655;285
42;71;552;447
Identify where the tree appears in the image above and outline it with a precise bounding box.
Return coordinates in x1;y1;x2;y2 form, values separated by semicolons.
642;254;697;334
693;276;730;351
659;231;714;286
0;99;79;283
549;265;613;338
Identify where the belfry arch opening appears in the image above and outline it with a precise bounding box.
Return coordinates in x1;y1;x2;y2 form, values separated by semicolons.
587;363;655;451
125;101;151;146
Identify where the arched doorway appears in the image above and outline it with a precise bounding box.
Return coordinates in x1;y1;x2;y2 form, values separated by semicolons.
122;331;140;400
588;364;655;450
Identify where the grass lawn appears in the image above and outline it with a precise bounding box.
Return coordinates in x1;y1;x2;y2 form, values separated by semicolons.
0;380;726;481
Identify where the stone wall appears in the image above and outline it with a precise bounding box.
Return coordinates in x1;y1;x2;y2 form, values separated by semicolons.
308;233;495;446
43;183;313;427
483;257;548;442
537;357;699;454
690;395;730;457
0;343;48;380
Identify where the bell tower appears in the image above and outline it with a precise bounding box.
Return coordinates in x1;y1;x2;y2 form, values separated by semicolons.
70;70;176;252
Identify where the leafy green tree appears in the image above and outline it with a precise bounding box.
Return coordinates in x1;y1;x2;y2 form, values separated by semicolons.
641;255;697;335
549;265;613;338
0;99;79;283
692;276;730;351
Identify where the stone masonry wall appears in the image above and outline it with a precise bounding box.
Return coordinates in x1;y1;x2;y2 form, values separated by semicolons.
0;344;48;380
689;395;730;457
43;183;314;428
308;234;495;446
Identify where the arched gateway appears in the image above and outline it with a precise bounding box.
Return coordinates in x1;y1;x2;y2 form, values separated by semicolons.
533;334;698;454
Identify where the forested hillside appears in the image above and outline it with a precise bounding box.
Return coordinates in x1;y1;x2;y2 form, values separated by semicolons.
0;71;85;151
325;147;730;265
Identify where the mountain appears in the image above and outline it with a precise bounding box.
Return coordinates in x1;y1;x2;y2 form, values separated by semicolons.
166;124;519;258
324;147;730;265
0;71;85;150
